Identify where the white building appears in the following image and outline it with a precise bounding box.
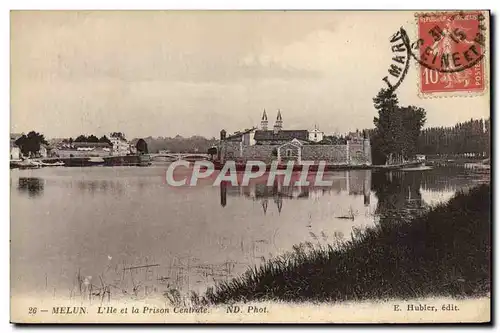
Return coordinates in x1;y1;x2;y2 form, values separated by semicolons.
308;125;324;143
11;146;21;160
10;133;22;160
39;145;48;158
109;133;131;156
416;154;426;162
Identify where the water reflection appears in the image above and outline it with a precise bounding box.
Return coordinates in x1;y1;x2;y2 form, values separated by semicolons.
17;177;44;197
419;166;489;191
373;171;424;210
371;171;426;225
10;166;489;302
219;170;373;215
218;168;488;218
76;180;126;196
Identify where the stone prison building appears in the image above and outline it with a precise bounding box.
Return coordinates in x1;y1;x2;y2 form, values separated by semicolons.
217;110;372;166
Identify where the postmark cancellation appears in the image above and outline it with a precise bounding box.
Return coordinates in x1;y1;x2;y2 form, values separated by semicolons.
414;11;489;97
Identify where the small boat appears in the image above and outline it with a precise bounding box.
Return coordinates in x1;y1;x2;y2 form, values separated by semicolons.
17;160;42;169
88;157;105;164
373;160;426;171
401;165;433;171
464;162;490;170
39;161;65;167
10;160;23;169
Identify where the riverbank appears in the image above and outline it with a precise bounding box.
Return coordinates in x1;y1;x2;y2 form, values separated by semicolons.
212;160;425;171
200;184;491;304
10;154;152;168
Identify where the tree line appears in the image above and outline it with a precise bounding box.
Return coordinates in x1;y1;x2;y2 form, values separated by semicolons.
417;118;490;157
318;135;348;145
61;132;127;145
368;87;489;163
131;135;218;153
62;135;112;145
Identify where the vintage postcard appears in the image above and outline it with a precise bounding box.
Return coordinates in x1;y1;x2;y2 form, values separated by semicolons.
10;10;491;324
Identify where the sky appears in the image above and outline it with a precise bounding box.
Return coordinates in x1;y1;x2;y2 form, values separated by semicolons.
10;11;490;139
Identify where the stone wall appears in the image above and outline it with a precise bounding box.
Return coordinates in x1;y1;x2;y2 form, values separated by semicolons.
278;143;301;163
55;149;112;158
241;145;276;163
220;139;372;165
348;140;372;165
220;141;241;161
301;145;348;164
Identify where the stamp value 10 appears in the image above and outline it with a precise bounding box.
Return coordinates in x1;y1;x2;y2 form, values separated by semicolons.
416;11;487;94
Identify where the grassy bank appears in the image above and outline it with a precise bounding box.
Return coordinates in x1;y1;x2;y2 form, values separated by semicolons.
201;184;491;304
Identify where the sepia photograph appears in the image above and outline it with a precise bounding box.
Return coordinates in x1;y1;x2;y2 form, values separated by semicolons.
9;9;491;324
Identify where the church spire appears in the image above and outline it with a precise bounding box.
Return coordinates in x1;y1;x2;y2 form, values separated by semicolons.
273;109;283;133
261;109;268;130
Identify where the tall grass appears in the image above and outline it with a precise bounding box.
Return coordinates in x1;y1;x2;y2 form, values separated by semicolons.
201;184;491;304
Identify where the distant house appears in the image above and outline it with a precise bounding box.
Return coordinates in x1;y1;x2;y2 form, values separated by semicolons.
10;133;23;142
416;154;426;161
277;138;303;162
10;133;23;160
109;133;132;156
308;125;324;143
39;145;48;158
56;142;112;158
224;128;258;145
73;142;112;151
10;144;21;160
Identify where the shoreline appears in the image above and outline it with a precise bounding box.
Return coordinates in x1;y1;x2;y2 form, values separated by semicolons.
199;184;491;305
10;154;152;168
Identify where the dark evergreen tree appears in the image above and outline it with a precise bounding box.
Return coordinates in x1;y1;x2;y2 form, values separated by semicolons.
135;138;148;154
14;131;48;157
74;135;87;142
98;135;112;144
372;89;426;164
87;135;99;143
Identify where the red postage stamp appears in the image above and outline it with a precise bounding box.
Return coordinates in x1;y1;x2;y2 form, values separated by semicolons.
416;11;487;94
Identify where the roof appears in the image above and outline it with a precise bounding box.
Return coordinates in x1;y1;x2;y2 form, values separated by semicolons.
225;127;257;141
276;110;282;121
278;138;305;148
72;142;112;148
254;130;309;142
10;133;23;141
261;110;267;120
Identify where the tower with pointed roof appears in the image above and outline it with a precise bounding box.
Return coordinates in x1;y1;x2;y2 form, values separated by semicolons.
261;110;268;130
273;109;283;134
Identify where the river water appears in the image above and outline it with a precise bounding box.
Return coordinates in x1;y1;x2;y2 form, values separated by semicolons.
10;165;489;303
